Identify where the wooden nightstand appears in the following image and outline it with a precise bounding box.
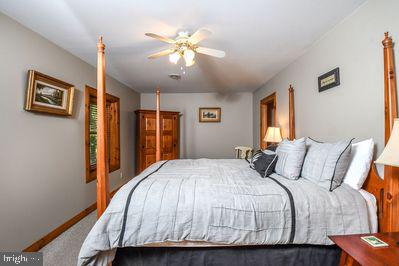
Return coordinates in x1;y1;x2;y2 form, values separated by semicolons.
329;232;399;266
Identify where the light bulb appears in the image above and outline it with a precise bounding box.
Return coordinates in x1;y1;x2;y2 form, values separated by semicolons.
169;52;180;64
184;49;195;67
185;59;195;67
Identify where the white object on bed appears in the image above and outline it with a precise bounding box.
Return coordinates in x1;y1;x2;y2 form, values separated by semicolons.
343;138;374;190
359;189;378;233
275;137;306;180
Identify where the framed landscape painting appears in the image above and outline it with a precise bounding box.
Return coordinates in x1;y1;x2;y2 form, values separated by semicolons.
199;107;221;122
25;70;75;116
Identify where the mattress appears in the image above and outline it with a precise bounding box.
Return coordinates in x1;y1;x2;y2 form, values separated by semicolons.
78;159;371;266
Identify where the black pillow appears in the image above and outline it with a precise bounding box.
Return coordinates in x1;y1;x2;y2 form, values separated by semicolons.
250;145;277;160
265;144;277;152
250;151;278;178
250;150;263;164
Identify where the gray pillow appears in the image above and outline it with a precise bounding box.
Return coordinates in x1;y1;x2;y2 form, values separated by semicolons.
275;138;306;180
301;138;353;191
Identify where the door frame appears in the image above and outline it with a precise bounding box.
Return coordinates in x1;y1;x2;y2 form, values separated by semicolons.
260;92;277;149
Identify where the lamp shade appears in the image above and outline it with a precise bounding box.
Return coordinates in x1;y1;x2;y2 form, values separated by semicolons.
375;118;399;167
264;127;282;143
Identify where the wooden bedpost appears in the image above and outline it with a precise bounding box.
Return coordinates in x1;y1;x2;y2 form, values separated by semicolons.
383;32;398;140
288;85;295;140
96;36;110;218
155;88;161;162
363;32;399;232
382;32;399;232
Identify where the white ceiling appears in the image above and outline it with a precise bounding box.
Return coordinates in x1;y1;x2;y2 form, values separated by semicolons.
0;0;366;93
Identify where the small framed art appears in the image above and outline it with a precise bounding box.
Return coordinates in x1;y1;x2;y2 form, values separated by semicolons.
25;70;75;116
318;67;340;92
199;107;221;122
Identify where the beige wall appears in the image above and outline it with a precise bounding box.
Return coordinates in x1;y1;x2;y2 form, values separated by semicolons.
0;13;140;250
141;93;253;159
253;0;399;155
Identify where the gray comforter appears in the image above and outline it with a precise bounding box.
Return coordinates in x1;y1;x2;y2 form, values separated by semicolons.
78;159;370;266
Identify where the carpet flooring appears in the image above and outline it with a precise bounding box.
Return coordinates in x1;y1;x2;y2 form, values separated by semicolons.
39;211;96;266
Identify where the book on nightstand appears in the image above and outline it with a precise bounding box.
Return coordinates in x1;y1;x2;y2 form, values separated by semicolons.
361;235;389;247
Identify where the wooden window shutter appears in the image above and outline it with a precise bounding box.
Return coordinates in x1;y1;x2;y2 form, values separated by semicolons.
85;85;120;183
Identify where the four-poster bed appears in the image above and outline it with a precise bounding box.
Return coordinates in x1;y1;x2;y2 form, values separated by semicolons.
80;32;399;265
96;37;109;218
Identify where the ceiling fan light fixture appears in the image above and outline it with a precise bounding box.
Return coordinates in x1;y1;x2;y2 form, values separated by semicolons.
183;49;195;67
169;52;180;64
146;29;225;65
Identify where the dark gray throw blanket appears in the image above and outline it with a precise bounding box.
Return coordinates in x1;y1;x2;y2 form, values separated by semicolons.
78;159;370;266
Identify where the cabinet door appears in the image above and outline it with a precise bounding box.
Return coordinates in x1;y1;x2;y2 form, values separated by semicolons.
140;113;156;170
161;114;175;160
172;114;179;159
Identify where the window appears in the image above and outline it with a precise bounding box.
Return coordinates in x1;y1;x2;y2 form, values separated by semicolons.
85;85;120;183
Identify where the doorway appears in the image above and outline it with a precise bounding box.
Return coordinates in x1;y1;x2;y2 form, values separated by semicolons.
260;92;276;149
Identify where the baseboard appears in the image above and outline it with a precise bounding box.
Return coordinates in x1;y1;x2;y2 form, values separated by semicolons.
23;183;125;252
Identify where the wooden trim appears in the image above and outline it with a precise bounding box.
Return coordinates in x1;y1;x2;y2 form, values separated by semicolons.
155;88;161;162
23;185;123;252
85;85;120;183
134;109;180;115
260;92;276;149
96;36;109;218
85;86;91;181
86;85;119;102
288;85;295;140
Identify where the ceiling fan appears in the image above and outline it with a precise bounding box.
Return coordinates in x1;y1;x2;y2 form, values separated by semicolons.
145;29;226;67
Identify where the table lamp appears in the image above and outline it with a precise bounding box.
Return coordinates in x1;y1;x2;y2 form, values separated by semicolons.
264;127;282;147
375;118;399;167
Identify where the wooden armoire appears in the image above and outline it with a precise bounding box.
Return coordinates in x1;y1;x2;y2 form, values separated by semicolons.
135;109;180;174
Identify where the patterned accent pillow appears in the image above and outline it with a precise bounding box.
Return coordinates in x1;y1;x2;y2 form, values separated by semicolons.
250;150;278;177
301;138;354;191
250;150;263;165
275;138;306;180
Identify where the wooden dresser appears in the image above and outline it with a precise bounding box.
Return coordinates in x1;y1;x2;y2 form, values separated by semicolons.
135;109;180;174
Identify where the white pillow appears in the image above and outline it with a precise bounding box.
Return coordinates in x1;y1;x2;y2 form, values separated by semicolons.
275;138;306;180
343;138;374;189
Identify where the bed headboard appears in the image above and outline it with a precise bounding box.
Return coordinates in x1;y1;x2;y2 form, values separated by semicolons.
362;32;399;232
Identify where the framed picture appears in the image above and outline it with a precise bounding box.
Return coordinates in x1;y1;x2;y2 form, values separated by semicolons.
318;67;340;92
199;107;221;122
25;70;75;116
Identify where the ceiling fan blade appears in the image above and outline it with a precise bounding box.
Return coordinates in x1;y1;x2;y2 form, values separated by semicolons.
145;33;176;44
189;29;212;44
148;48;176;59
196;47;226;58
